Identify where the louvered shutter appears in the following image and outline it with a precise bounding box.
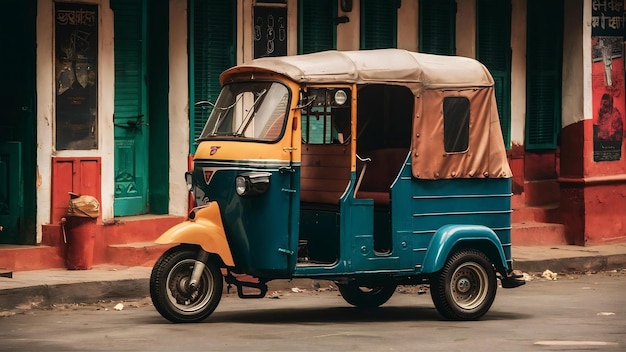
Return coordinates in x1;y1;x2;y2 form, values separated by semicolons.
525;0;563;150
298;0;336;54
112;0;143;119
419;0;456;55
360;0;398;49
190;0;236;150
477;0;511;148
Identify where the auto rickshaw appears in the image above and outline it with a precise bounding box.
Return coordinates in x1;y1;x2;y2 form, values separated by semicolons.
149;49;525;323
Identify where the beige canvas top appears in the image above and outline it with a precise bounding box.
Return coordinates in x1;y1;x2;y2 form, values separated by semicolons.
220;49;511;180
221;49;494;94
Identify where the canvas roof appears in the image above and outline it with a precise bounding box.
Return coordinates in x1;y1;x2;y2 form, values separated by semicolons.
221;49;494;93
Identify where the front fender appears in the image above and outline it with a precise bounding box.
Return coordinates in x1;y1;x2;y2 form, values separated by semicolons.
155;202;234;267
420;224;508;274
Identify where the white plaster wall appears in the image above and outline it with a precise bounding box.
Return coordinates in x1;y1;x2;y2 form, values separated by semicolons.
36;0;115;241
239;0;296;64
337;0;360;50
239;0;252;63
398;0;418;52
36;0;54;242
457;0;526;147
168;0;190;216
100;1;115;222
583;0;593;121
563;0;592;127
287;0;298;55
456;0;476;58
510;0;527;146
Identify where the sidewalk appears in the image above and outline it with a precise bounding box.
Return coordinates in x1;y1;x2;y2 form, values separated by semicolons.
1;244;625;311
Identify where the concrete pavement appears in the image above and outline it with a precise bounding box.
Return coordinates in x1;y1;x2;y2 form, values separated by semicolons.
1;244;625;311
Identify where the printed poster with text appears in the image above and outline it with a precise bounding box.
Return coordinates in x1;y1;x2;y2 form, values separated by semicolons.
592;36;624;162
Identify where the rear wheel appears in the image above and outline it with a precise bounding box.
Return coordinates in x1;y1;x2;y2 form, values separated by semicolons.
430;249;497;320
337;283;397;308
150;246;223;323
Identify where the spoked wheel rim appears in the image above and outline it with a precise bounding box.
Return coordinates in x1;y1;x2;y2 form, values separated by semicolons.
165;259;215;314
450;261;489;310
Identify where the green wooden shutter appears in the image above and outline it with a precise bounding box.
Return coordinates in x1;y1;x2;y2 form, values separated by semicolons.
360;0;398;49
419;0;456;55
112;0;144;120
189;0;236;152
476;0;511;149
525;0;563;150
298;0;336;54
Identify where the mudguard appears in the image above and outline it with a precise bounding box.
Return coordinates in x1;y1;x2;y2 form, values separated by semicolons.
155;202;235;267
420;224;508;274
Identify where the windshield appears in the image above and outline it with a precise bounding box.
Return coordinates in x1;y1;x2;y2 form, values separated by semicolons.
198;81;290;142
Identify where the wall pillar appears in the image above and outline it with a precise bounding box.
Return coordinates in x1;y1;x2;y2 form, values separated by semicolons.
559;0;626;245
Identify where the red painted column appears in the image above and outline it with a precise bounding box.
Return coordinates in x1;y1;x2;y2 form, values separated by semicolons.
559;121;587;245
559;98;626;245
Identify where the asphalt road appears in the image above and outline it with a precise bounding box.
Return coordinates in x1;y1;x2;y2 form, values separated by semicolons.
0;271;624;351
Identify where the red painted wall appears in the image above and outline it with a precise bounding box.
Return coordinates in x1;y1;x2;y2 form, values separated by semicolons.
560;120;626;245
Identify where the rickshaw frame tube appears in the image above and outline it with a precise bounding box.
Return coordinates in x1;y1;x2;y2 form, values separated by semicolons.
155;202;235;267
420;224;509;274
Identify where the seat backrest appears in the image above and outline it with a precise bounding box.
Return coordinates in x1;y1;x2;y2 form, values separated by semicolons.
300;144;351;204
357;148;408;203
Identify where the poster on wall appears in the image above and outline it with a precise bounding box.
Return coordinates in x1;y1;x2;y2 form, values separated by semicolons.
591;0;626;36
55;3;98;150
253;6;287;59
592;36;624;162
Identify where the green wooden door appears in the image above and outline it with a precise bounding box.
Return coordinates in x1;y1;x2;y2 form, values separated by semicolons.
525;0;563;150
189;0;236;153
298;0;336;54
112;0;149;216
477;0;512;149
419;0;456;55
360;0;399;49
0;0;36;244
0;143;22;243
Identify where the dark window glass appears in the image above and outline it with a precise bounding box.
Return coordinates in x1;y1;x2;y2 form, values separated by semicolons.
301;88;351;145
443;97;470;153
356;84;413;152
55;2;98;150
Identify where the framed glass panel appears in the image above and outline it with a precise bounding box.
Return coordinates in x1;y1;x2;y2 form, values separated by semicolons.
55;2;98;150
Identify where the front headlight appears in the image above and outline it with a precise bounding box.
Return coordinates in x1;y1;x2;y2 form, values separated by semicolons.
235;176;249;196
235;172;271;196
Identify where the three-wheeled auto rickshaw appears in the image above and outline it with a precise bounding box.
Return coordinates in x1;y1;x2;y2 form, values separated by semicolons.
149;49;525;323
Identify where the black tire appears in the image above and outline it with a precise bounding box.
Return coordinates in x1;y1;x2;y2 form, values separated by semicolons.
150;246;223;323
337;283;397;308
430;249;497;320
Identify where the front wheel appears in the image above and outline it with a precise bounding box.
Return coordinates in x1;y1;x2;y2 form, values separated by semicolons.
150;246;223;323
337;283;397;308
430;249;497;320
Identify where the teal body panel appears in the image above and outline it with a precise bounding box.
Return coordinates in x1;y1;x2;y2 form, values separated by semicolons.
193;152;512;280
420;224;509;273
192;159;300;278
390;155;513;274
294;153;512;278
